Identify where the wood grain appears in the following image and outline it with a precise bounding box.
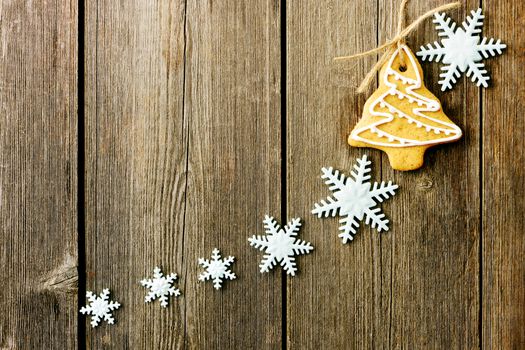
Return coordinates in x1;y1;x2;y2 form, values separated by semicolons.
0;0;78;349
286;1;380;348
379;0;480;348
182;1;282;348
287;0;480;348
84;0;281;348
482;0;525;348
2;0;523;348
84;1;187;348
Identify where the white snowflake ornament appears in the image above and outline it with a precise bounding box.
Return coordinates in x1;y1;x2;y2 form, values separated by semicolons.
198;248;236;289
140;267;181;308
80;288;120;328
417;8;506;90
248;216;313;276
312;155;398;243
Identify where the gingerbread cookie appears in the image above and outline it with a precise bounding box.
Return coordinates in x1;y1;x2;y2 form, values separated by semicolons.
348;45;462;171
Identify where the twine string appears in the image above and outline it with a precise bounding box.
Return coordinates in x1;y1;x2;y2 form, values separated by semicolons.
334;1;461;93
396;0;409;68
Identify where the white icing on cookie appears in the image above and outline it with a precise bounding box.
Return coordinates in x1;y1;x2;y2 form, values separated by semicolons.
350;45;462;147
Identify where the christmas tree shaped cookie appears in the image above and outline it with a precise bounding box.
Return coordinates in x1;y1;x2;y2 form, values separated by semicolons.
349;45;462;171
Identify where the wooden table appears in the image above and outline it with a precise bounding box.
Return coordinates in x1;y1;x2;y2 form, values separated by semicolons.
0;1;523;348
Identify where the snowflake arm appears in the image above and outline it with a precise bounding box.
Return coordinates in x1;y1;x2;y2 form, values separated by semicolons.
433;12;457;38
219;256;237;285
198;248;236;290
198;258;210;269
212;278;222;289
80;288;120;327
439;63;461;91
263;215;280;235
321;167;348;192
338;216;360;244
312;196;341;218
140;267;181;308
291;239;313;255
350;155;371;185
248;235;270;250
466;62;490;88
85;291;96;303
259;253;278;273
477;37;506;58
368;181;398;202
223;255;235;267
417;42;446;62
284;217;301;237
280;256;298;276
462;8;484;37
364;207;389;232
198;263;213;285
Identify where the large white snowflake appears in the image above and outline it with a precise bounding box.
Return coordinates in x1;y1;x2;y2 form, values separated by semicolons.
140;267;181;307
312;155;398;243
198;248;236;289
80;288;120;328
248;216;313;276
417;8;506;91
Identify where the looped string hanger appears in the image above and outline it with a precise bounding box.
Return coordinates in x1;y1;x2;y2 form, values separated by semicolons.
395;0;409;68
334;0;461;93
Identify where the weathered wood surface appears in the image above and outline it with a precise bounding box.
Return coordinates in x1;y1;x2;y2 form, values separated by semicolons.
378;1;480;348
85;0;281;348
182;1;282;349
0;0;78;349
1;0;524;348
286;1;381;349
84;0;188;347
287;0;521;348
482;0;525;348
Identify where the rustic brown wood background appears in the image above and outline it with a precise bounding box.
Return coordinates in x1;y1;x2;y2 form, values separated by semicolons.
0;0;523;349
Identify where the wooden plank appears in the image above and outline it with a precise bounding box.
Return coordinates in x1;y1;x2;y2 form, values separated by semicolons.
84;1;188;347
85;0;281;348
0;0;78;349
482;0;525;348
287;0;479;348
379;1;480;348
182;1;282;348
286;1;381;348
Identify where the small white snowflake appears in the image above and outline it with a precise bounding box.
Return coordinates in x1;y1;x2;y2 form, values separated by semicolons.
312;155;398;243
140;267;181;308
248;216;313;276
198;248;236;289
80;288;120;328
417;8;506;90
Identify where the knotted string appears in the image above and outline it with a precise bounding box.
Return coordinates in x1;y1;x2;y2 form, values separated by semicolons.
334;0;461;93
